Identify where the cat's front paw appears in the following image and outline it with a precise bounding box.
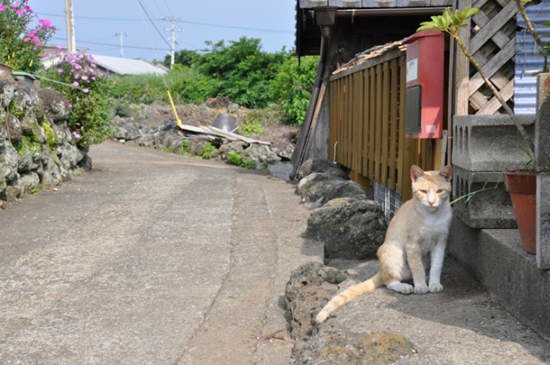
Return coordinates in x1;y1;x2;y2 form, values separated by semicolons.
414;284;429;294
429;282;444;293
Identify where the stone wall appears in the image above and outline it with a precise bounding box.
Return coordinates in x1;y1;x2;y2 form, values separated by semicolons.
0;79;90;202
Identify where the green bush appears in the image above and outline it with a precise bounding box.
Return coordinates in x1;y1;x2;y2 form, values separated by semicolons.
240;119;264;137
241;160;257;169
201;142;216;159
107;65;216;105
0;1;55;72
197;38;286;108
107;73;166;104
226;150;243;166
42;51;112;148
225;151;256;169
106;38;317;125
170;66;217;104
271;56;318;125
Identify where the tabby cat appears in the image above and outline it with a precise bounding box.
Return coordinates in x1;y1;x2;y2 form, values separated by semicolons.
315;164;453;324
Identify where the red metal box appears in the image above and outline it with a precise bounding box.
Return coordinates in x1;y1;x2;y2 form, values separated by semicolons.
403;30;445;139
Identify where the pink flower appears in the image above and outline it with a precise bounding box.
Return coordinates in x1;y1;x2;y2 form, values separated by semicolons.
74;64;82;70
38;19;51;30
81;75;88;81
56;68;63;73
16;9;24;16
11;3;19;8
0;4;5;11
82;88;89;94
71;81;79;88
72;131;81;138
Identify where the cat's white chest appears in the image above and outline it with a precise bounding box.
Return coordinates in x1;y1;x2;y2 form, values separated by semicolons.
417;207;452;251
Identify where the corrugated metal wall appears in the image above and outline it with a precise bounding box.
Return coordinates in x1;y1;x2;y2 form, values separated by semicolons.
515;0;550;114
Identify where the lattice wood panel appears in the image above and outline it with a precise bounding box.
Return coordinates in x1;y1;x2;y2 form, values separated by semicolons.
458;0;517;115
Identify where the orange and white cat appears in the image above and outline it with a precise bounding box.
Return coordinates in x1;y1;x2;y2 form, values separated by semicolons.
315;164;453;324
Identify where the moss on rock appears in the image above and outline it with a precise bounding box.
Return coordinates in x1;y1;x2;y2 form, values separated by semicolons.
41;119;58;150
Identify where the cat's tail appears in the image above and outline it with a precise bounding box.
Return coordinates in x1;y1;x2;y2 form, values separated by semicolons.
314;273;383;324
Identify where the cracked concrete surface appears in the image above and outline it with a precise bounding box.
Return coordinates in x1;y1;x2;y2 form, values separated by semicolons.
1;141;549;365
0;142;320;364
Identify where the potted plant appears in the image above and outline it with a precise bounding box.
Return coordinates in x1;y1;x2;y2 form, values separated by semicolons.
504;170;536;253
419;5;539;254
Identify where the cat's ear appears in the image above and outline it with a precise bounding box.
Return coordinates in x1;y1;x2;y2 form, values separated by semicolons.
410;165;424;182
439;165;453;181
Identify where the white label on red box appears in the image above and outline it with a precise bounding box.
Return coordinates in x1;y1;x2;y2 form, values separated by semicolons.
406;58;418;83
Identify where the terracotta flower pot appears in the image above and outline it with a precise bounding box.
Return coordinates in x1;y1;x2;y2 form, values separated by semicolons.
504;171;536;254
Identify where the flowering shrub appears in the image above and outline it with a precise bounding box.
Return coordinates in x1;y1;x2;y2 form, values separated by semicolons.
44;49;112;148
0;0;55;72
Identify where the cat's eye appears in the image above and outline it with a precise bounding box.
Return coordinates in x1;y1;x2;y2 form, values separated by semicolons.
436;189;444;193
419;190;428;194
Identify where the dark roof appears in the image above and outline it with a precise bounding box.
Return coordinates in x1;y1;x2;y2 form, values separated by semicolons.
295;0;449;56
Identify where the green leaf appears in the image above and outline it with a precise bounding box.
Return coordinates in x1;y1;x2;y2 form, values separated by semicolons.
442;10;453;28
418;22;441;31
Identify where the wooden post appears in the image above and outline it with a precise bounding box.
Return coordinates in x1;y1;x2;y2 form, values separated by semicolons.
454;0;471;116
536;74;550;270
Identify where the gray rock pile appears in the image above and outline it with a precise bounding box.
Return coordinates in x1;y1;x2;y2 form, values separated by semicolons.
295;159;387;260
0;79;89;203
111;103;294;168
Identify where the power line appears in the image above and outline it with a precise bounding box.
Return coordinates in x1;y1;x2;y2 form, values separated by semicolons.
52;36;169;51
135;0;172;49
39;12;148;22
37;12;293;34
177;20;292;34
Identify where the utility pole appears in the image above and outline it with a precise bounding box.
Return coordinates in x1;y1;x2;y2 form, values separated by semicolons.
64;0;76;52
163;17;182;69
115;32;128;57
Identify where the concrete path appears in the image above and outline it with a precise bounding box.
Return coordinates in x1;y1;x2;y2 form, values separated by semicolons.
1;142;549;364
0;142;321;364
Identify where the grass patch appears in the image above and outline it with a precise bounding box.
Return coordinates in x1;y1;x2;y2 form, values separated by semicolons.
225;151;256;169
201;142;216;160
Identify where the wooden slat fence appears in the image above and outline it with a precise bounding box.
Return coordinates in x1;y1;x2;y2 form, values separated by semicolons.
329;48;437;200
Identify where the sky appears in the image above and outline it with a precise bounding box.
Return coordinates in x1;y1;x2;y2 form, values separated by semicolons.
29;0;296;61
